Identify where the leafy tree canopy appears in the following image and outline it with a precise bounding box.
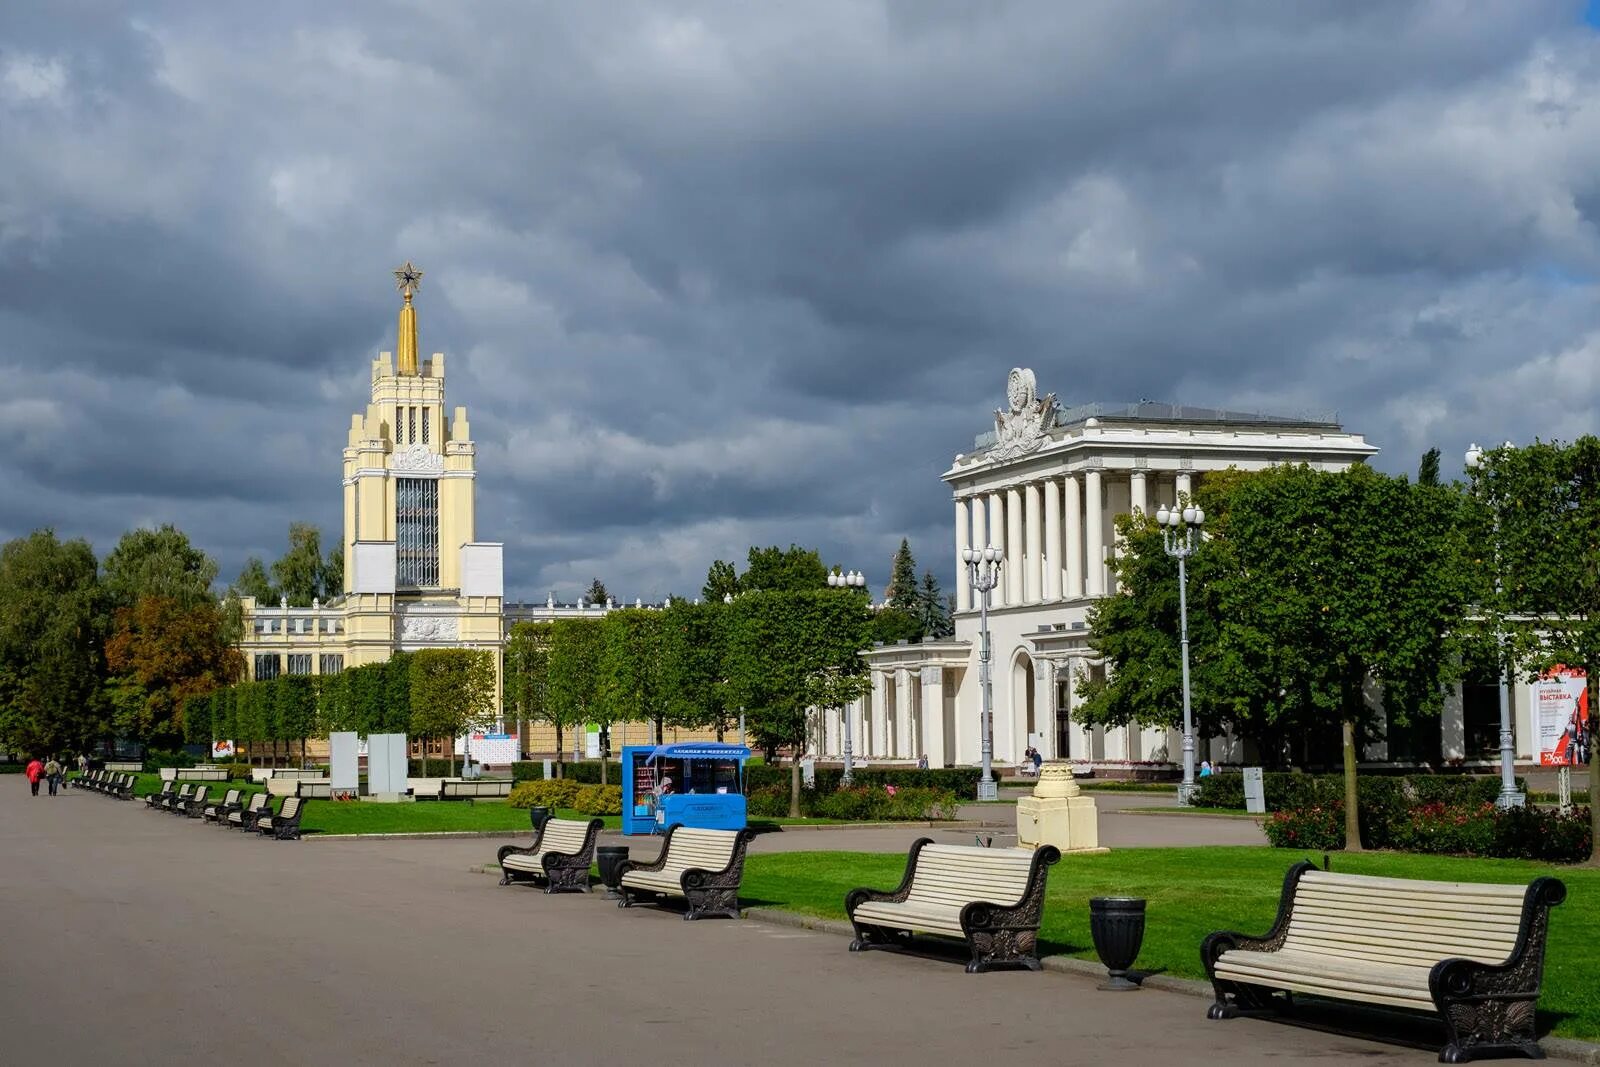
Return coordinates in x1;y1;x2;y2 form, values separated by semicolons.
102;524;218;610
741;544;828;593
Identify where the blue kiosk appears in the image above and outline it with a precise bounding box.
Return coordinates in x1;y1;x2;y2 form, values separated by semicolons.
621;743;750;836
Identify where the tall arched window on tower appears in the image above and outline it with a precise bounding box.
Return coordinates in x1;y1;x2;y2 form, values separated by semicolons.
396;477;440;588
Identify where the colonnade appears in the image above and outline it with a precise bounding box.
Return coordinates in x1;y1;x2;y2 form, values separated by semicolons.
819;666;952;768
954;469;1195;610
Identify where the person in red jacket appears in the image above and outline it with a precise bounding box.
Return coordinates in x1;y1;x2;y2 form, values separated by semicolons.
25;757;44;797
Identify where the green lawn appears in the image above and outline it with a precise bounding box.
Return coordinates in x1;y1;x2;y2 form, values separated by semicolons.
302;801;621;835
740;846;1600;1043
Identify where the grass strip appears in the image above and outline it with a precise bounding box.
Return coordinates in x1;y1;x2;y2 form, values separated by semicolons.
739;846;1599;1043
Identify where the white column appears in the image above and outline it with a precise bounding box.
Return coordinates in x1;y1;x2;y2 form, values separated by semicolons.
1065;473;1083;599
1035;660;1056;760
955;497;972;613
1005;486;1024;604
1085;468;1105;596
972;492;988;556
1130;470;1148;517
920;666;945;767
893;668;912;759
1024;481;1042;603
987;492;1006;607
869;671;887;757
1175;471;1192;502
1043;478;1062;602
854;695;869;761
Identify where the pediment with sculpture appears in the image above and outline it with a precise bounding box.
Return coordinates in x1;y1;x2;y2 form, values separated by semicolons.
989;367;1059;461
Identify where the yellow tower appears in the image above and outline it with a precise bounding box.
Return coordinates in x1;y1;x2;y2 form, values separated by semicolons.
337;263;504;677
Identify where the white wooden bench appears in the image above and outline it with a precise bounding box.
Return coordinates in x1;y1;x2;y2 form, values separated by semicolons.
295;779;332;799
408;777;445;800
229;792;270;831
144;780;176;808
105;760;142;772
496;817;605;893
846;839;1062;972
162;782;195;812
1203;862;1567;1062
202;788;241;824
257;796;306;840
617;825;756;920
178;784;212;818
177;768;228;782
442;779;513;800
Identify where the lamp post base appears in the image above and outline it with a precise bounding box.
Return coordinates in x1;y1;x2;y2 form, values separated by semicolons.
976;778;998;802
1176;782;1197;807
1494;790;1526;811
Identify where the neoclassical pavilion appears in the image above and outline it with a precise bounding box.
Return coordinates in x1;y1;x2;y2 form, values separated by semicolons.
817;368;1381;772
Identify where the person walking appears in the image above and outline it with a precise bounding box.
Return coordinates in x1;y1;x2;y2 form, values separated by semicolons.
25;757;44;797
44;757;61;796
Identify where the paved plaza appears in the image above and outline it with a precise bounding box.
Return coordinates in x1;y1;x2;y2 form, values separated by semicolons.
0;786;1445;1065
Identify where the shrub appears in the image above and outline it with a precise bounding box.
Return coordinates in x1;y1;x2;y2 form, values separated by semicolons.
224;762;252;781
571;784;623;816
507;779;583;809
745;765;981;796
1263;805;1345;850
812;785;960;821
1493;805;1591;863
745;785;794;818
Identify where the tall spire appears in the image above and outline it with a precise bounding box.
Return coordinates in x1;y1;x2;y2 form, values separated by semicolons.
393;261;423;375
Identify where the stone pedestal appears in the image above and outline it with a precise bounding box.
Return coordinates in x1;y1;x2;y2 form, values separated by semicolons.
1016;761;1106;854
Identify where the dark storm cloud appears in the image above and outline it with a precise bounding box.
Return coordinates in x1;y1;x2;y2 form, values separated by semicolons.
2;1;1599;598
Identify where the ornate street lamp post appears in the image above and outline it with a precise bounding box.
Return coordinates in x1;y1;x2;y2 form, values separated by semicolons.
827;569;868;784
962;545;1004;801
1156;504;1204;806
1465;443;1526;810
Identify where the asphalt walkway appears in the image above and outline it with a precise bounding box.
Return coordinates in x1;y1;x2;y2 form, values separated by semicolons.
0;784;1435;1065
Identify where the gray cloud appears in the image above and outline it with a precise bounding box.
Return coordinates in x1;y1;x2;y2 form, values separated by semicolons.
2;1;1598;600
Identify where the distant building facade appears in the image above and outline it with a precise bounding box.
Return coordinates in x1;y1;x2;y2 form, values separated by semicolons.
814;368;1545;774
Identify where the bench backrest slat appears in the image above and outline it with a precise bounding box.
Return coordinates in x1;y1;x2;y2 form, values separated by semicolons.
658;827;741;871
904;844;1036;907
175;783;194;800
1284;870;1525;966
280;796;302;818
538;820;593;854
217;789;241;806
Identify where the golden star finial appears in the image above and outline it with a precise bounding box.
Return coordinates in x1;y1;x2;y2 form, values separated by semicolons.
393;261;423;302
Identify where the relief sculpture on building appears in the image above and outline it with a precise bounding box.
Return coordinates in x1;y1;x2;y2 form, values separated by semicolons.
989;367;1059;462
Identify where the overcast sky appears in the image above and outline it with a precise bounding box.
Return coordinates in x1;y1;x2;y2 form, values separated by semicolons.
4;2;1600;601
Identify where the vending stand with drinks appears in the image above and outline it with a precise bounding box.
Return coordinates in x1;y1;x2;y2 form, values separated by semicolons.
621;743;750;836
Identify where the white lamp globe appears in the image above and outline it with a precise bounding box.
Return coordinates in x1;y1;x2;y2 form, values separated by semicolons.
1194;508;1205;525
1156;507;1170;526
1182;506;1197;524
1464;443;1482;469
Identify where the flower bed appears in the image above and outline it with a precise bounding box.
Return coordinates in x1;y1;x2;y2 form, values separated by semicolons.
1266;799;1591;863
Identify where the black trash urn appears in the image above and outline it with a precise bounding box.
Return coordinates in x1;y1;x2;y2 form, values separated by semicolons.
528;805;553;832
596;845;630;899
1089;897;1146;991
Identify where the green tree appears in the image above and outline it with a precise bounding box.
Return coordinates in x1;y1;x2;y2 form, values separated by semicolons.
0;530;107;757
320;544;344;600
1472;437;1600;863
1079;465;1472;849
585;577;610;606
380;653;413;735
1418;447;1442;487
702;559;741;602
741;545;828;592
345;662;390;738
504;621;552;756
661;599;732;738
274;674;318;766
597;609;667;754
271;523;327;607
102;524;218;610
547;618;603;778
409;649;497;776
315;671;352;736
724;589;872;815
233;557;279;605
917;570;953;639
887;538;918;607
870;606;924;645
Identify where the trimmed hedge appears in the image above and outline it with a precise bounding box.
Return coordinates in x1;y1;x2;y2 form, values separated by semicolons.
745;765;982;796
510;760;622;783
1190;772;1528;814
508;779;584;809
746;783;961;821
571;784;623;816
1266;799;1591;863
